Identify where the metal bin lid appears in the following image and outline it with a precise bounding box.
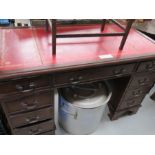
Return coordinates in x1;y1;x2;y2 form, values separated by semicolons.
59;82;112;108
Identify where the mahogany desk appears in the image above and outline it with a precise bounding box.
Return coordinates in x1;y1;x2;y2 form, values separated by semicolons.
0;24;155;135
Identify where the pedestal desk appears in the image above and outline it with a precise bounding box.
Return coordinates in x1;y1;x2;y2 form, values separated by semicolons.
0;24;155;134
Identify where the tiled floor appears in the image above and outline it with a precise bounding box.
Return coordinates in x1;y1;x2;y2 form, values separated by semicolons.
55;85;155;135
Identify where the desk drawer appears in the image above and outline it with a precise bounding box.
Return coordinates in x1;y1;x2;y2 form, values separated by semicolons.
38;130;55;135
129;74;155;89
54;64;135;86
2;89;53;115
10;107;54;128
0;75;50;96
124;87;151;100
137;60;155;72
118;97;144;110
12;120;55;135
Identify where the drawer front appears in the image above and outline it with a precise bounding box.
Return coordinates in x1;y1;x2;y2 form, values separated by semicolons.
124;87;151;100
137;60;155;72
54;64;135;86
12;120;55;135
9;107;54;128
3;89;53;115
0;75;50;96
129;74;155;89
38;130;55;135
118;97;144;110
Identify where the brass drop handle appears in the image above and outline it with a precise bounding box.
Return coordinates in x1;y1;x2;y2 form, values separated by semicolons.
69;76;83;84
78;76;83;80
138;78;149;85
113;68;126;76
16;83;35;93
16;84;23;91
133;90;143;97
29;82;35;89
21;101;38;110
146;62;155;71
25;116;40;124
69;77;75;82
28;127;42;134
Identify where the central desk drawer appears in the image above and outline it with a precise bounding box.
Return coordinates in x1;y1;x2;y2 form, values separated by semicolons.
9;107;54;128
54;63;135;86
2;89;53;115
0;75;50;96
12;120;55;135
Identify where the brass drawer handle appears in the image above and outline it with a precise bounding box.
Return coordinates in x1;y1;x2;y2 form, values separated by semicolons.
132;90;143;97
146;66;153;71
25;116;40;124
69;76;83;84
113;68;127;76
69;77;75;82
29;82;36;89
70;81;79;85
138;78;149;86
16;84;23;91
146;63;155;71
19;89;33;93
16;83;35;93
78;76;83;80
21;101;38;110
28;127;42;135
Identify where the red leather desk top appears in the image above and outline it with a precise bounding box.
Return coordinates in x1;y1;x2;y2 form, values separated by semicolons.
0;24;155;78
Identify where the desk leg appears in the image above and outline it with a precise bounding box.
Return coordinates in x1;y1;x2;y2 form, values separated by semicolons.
150;91;155;101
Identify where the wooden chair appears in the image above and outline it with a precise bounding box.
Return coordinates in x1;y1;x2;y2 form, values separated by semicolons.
45;19;134;55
